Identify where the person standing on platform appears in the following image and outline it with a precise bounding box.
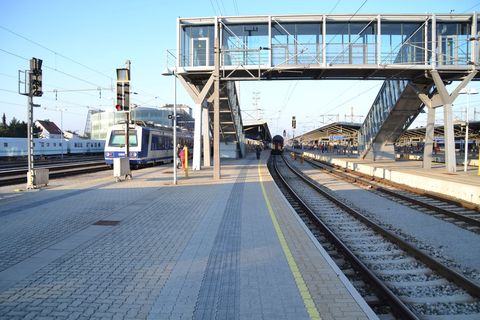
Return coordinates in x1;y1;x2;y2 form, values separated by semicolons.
179;145;185;169
255;144;261;160
176;144;182;169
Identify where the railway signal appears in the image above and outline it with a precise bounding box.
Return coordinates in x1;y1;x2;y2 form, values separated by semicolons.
30;58;43;97
115;67;130;112
18;57;46;189
292;116;296;129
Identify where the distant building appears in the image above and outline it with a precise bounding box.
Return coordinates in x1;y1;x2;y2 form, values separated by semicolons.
89;105;194;140
63;131;82;140
35;120;63;139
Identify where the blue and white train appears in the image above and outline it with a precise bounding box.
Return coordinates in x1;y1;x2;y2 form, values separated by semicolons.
0;137;105;159
104;123;193;167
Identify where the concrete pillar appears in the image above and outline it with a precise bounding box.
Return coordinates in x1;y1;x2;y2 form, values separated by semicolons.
423;106;435;169
443;103;457;173
202;105;211;167
192;102;202;170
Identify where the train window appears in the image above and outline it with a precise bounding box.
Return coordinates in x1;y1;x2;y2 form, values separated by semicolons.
46;143;50;147
151;135;163;150
41;142;44;147
108;130;138;147
59;143;62;147
3;143;7;147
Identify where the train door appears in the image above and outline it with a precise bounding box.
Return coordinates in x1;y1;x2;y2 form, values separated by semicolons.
142;130;149;158
191;37;209;66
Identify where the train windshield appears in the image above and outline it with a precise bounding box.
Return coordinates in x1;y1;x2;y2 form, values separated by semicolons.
108;130;138;147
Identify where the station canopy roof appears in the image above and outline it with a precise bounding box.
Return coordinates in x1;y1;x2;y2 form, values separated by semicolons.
296;121;480;144
243;121;272;142
298;122;361;143
398;121;480;143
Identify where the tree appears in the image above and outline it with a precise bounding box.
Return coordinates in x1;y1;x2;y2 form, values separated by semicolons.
0;116;41;137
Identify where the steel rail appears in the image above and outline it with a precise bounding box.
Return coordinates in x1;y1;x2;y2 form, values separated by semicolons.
279;155;480;299
0;161;109;186
271;155;419;320
303;157;480;228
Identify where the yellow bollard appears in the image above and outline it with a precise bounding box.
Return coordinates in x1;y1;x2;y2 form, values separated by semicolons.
184;145;189;177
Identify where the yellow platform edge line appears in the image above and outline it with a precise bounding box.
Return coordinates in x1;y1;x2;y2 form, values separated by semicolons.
258;164;321;320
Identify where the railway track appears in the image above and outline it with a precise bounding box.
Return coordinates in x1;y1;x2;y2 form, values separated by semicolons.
269;154;480;319
0;160;110;186
296;154;480;234
0;155;104;172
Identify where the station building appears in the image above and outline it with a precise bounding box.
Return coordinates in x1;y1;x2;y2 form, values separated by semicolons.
87;105;194;140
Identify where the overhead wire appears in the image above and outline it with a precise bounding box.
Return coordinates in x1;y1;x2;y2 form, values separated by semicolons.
214;0;224;16
0;100;24;107
272;0;370;119
462;1;480;13
328;0;342;14
0;25;113;81
217;0;227;16
0;46;111;92
232;0;239;15
209;0;218;15
1;25;167;109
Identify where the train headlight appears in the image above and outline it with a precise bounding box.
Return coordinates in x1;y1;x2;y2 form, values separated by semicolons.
105;152;112;157
131;152;138;158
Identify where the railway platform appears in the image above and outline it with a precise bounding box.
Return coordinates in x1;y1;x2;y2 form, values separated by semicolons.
0;153;377;319
301;150;480;207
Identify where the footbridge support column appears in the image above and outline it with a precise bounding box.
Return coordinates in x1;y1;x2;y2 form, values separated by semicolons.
418;70;477;172
177;74;214;171
202;105;211;167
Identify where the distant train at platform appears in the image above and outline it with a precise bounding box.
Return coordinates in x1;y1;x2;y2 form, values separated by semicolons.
104;123;193;167
271;135;284;155
0;137;105;159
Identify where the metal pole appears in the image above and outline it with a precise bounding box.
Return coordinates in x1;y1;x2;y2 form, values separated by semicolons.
27;93;34;189
60;109;63;159
173;70;177;185
125;61;130;160
464;93;470;172
213;18;221;180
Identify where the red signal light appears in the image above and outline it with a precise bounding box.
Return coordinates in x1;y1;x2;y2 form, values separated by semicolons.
115;104;122;111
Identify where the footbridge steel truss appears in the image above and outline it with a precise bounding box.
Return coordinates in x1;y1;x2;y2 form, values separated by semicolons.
172;13;480;176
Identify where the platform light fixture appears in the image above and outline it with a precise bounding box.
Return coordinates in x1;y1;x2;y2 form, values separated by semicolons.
162;67;178;185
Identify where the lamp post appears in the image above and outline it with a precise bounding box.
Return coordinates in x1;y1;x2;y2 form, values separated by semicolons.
459;87;478;173
162;67;178;185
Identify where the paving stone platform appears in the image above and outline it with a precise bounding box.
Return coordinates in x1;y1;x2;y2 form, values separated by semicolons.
0;153;377;320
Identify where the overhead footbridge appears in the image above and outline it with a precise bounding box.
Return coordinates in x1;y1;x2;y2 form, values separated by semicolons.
172;13;480;177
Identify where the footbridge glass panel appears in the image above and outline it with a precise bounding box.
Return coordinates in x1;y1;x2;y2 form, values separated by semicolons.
222;23;269;65
180;25;214;67
436;22;471;65
271;22;322;66
326;22;377;65
380;22;425;64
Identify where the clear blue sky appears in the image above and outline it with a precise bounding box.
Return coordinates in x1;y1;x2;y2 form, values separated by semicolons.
1;0;480;137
